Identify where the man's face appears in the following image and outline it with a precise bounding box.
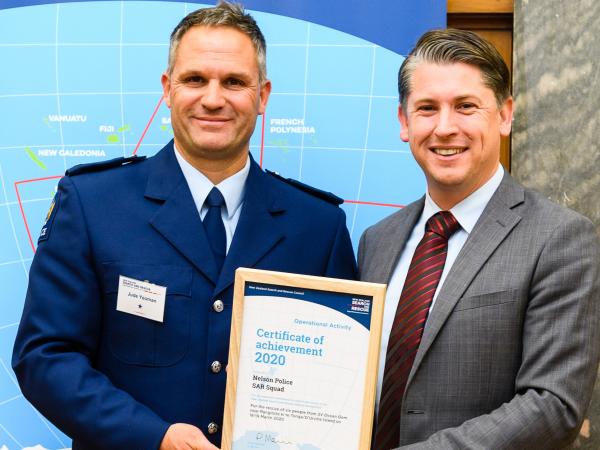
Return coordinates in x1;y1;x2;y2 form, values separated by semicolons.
161;26;271;170
399;62;513;208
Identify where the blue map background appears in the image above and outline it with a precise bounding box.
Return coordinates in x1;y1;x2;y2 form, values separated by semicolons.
0;1;444;448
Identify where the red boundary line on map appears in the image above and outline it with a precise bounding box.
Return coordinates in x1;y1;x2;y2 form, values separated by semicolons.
259;113;266;167
133;96;163;156
15;96;402;254
345;199;404;208
15;176;63;253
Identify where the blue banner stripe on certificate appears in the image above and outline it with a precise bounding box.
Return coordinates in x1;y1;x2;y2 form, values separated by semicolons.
245;282;373;330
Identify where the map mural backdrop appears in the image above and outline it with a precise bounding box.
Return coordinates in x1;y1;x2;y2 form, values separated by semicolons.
0;1;445;447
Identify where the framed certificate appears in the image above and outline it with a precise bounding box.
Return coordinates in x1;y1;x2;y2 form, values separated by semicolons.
222;268;386;450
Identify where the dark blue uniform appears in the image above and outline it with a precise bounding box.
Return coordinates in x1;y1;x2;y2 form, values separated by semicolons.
12;141;357;449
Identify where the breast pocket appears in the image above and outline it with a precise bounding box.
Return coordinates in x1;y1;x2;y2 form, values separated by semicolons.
453;289;518;312
102;262;193;366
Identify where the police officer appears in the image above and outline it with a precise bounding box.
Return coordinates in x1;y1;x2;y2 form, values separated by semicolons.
12;3;356;449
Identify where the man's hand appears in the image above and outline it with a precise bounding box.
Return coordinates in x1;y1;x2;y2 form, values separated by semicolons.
159;423;220;450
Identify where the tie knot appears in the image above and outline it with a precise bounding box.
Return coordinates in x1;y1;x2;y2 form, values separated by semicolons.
426;211;460;239
205;187;225;208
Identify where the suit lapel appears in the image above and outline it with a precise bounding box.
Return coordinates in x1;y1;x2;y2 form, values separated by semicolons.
374;199;424;284
145;142;220;284
409;173;525;382
214;158;284;296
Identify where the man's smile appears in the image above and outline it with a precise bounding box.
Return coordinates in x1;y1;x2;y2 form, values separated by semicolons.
429;147;467;156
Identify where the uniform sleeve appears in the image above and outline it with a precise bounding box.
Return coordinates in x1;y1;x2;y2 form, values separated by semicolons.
12;176;170;450
324;207;357;280
399;214;600;450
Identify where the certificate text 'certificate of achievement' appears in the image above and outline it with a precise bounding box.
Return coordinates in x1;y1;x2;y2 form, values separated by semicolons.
222;268;386;450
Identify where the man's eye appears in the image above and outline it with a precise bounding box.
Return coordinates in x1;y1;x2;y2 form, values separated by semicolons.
417;105;435;112
183;76;205;84
458;103;476;111
225;78;244;87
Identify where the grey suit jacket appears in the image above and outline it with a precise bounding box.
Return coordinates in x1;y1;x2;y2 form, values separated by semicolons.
359;172;600;449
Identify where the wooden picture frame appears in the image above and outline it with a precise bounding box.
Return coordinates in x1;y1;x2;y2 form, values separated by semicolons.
222;268;386;450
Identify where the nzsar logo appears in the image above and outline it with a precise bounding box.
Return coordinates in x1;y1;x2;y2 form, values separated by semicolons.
349;297;370;314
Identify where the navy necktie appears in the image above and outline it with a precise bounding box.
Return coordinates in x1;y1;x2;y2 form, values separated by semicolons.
203;187;226;274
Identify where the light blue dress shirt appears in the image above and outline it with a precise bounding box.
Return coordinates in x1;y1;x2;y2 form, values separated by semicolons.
174;146;250;252
375;164;505;413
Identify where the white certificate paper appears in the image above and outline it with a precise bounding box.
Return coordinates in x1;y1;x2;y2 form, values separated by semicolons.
225;271;385;450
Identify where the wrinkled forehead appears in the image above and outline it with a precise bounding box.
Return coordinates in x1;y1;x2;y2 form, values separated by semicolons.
175;25;263;73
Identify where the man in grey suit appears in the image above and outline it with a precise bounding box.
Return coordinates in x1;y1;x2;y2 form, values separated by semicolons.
359;29;600;449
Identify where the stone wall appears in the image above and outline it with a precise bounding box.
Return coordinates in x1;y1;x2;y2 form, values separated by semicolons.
512;0;600;447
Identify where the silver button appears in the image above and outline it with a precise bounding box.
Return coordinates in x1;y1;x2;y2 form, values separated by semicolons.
210;360;222;373
212;299;224;313
207;422;219;434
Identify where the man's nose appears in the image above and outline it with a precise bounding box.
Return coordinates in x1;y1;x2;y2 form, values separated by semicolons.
201;81;226;109
434;108;458;137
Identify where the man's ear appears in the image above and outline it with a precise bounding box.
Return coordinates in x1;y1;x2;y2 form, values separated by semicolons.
398;104;410;142
258;80;272;115
499;96;513;137
161;72;172;109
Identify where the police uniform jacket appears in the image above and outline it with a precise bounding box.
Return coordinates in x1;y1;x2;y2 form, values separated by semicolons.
12;141;357;449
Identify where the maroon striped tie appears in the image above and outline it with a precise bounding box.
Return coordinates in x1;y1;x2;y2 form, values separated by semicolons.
374;211;460;450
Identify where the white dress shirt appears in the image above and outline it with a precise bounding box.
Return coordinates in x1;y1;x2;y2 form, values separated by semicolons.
375;164;505;413
174;146;249;252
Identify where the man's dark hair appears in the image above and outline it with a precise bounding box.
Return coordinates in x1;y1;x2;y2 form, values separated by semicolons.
398;28;510;110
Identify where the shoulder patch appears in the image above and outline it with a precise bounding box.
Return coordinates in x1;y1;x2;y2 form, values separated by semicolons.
38;191;60;243
65;155;146;176
266;170;343;205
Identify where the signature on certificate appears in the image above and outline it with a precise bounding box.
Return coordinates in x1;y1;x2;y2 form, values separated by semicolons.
255;432;295;446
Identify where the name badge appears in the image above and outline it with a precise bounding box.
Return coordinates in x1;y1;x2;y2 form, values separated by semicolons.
116;275;167;322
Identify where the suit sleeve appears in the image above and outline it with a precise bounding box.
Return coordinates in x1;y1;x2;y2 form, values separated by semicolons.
357;227;369;280
12;176;170;450
324;207;358;280
399;214;600;450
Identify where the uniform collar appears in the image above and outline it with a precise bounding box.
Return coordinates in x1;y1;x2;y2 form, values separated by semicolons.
173;144;250;219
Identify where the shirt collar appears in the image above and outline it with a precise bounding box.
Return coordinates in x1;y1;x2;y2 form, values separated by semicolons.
173;145;250;219
423;164;504;234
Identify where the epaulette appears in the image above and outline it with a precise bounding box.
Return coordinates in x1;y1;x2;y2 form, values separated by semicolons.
266;169;344;205
65;155;146;176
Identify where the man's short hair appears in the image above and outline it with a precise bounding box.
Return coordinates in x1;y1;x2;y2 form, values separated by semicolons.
398;28;510;110
167;1;267;82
